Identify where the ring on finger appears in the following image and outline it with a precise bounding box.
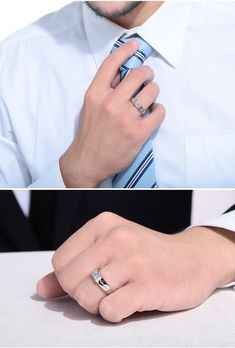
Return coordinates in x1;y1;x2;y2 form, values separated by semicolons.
131;97;147;116
91;268;112;293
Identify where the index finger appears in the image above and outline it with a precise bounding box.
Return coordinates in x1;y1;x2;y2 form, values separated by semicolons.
92;40;139;90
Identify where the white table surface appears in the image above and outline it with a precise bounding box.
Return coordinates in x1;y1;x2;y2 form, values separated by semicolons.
0;252;235;347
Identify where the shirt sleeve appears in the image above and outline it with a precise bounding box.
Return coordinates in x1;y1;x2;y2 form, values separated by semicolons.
196;209;235;232
29;161;65;188
0;98;65;188
0;98;30;187
190;209;235;289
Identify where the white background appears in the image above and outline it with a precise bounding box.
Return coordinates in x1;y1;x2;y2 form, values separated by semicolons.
0;0;235;223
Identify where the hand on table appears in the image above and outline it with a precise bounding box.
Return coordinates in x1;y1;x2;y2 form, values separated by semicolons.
37;212;235;323
60;40;165;188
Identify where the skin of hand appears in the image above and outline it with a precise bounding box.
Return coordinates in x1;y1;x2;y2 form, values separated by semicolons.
37;212;235;323
59;40;165;188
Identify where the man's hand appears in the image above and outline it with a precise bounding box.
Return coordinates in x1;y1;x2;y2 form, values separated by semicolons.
60;40;165;187
37;212;235;323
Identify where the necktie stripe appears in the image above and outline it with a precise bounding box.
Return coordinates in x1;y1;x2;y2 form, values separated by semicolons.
135;51;146;61
134;54;145;64
122;69;132;79
120;66;133;80
124;151;154;188
114;43;122;48
121;150;152;188
115;39;125;46
137;50;146;59
120;65;128;72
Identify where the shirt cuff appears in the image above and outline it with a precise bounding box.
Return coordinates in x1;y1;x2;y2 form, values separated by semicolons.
29;161;65;188
190;210;235;290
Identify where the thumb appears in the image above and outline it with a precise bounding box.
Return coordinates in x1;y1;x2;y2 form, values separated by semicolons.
36;272;67;299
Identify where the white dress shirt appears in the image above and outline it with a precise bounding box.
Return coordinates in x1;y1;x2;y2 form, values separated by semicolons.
1;1;235;188
13;190;30;217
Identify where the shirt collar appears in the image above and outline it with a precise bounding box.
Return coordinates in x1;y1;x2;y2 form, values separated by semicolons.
82;1;194;69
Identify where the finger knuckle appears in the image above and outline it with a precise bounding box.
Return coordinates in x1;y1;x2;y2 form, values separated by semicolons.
143;65;154;77
121;117;140;141
84;88;96;105
132;67;145;80
157;104;166;120
95;211;116;224
52;251;64;273
132;66;154;82
107;226;134;245
56;271;73;294
150;82;160;95
99;300;122;323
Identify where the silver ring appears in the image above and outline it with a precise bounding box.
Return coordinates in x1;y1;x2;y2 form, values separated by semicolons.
91;269;111;293
131;97;146;115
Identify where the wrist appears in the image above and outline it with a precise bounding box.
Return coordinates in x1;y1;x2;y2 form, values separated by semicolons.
59;151;100;188
176;227;235;288
206;227;235;286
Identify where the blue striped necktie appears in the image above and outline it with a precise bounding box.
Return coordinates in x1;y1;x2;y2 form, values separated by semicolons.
111;33;157;188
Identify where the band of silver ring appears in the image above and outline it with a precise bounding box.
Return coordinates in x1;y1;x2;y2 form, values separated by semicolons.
131;97;146;115
91;269;111;293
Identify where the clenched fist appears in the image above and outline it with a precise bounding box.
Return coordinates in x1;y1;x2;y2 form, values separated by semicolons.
37;212;235;323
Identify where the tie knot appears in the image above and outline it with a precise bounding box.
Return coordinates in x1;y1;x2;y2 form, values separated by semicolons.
111;33;153;69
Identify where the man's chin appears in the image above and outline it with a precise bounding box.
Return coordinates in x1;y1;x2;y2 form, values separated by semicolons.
86;1;142;19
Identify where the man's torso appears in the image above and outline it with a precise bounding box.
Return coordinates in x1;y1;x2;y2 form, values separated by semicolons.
0;1;235;187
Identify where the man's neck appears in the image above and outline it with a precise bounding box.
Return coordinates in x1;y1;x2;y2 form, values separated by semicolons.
111;2;164;29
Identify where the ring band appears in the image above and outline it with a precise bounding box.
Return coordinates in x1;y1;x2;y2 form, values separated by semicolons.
91;269;111;293
131;97;146;115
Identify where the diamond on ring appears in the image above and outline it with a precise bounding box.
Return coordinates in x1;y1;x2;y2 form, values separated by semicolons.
131;97;146;115
91;268;111;293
